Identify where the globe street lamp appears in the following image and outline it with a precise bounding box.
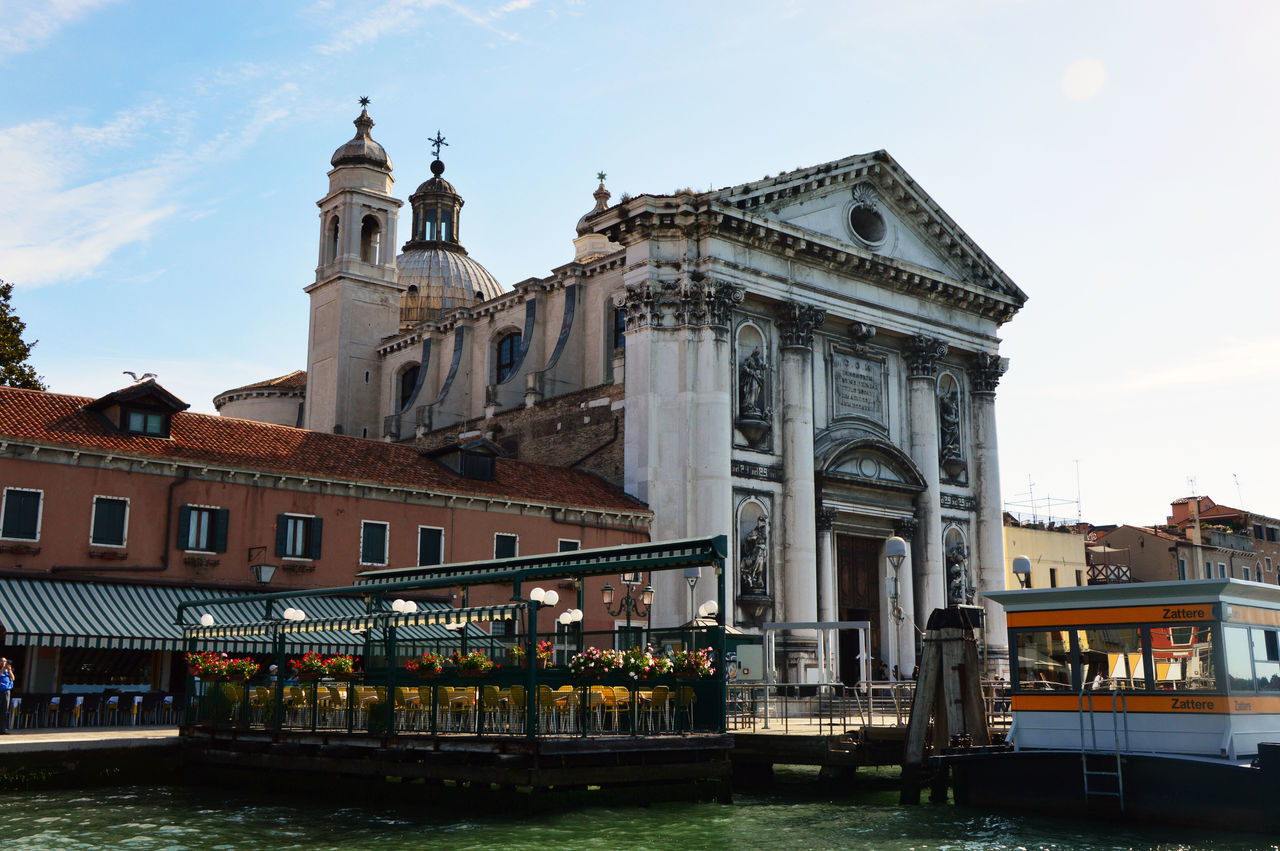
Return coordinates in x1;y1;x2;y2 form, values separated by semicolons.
885;536;908;677
601;573;654;648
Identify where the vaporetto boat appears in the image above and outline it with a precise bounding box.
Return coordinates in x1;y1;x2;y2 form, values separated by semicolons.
943;579;1280;832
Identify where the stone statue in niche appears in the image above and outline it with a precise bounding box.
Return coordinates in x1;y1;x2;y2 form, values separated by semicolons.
739;349;768;417
739;515;769;594
946;541;973;606
735;348;772;448
938;388;961;462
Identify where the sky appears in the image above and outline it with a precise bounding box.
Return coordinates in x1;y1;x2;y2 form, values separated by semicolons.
1;0;1278;528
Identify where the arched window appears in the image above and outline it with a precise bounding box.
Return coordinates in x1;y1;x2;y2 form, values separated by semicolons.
326;215;340;263
360;215;381;264
398;363;420;411
495;333;522;383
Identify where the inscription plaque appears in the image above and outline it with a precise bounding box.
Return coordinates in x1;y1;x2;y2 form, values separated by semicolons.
831;352;885;424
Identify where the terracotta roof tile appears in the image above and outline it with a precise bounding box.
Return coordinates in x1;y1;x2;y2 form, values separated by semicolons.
0;386;650;516
217;370;307;397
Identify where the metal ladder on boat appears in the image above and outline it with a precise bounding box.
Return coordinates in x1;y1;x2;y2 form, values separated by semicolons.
1079;689;1128;813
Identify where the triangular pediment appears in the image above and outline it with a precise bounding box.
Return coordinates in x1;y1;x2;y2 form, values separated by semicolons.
711;152;1025;301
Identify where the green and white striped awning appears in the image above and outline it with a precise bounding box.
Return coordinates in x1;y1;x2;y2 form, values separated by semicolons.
184;603;523;644
0;577;479;652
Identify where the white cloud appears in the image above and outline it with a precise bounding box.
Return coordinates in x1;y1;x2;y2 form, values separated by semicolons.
0;0;119;55
312;0;534;53
0;84;299;288
1062;57;1107;101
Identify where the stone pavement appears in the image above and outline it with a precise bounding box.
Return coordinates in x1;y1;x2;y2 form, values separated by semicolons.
0;726;179;754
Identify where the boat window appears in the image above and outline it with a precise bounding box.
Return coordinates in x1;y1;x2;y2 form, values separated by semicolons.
1224;626;1254;692
1150;625;1217;690
1014;630;1072;691
1077;627;1149;691
1251;629;1280;691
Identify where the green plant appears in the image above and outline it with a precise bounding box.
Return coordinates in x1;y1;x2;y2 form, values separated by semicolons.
225;658;260;679
451;650;495;673
406;651;447;675
290;651;328;677
670;647;716;678
186;651;228;679
569;647;622;679
324;655;357;675
620;645;672;680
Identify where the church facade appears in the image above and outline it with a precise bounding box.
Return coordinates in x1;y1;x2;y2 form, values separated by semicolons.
219;107;1028;680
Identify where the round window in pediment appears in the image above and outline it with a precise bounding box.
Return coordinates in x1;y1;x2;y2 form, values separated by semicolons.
848;204;887;246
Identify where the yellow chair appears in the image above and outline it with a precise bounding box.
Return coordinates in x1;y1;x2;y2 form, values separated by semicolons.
677;686;697;730
646;685;671;732
507;685;526;733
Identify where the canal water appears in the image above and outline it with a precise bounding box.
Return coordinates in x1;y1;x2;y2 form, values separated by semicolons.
2;769;1274;850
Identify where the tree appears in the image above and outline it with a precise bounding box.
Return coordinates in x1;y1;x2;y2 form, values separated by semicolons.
0;281;46;390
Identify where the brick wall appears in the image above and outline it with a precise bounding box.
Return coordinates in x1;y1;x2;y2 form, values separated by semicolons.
415;383;627;488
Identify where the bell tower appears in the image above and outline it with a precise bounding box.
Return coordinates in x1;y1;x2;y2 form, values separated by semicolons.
304;99;404;437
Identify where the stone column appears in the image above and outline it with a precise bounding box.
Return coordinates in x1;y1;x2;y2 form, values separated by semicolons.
816;506;838;678
969;352;1009;672
778;302;825;678
905;335;948;623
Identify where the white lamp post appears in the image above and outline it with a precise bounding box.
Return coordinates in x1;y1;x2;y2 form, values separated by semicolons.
885;536;908;675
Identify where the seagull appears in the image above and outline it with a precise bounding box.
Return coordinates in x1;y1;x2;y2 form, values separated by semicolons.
123;371;157;383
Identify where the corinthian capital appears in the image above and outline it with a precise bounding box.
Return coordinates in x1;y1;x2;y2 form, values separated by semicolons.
777;302;826;349
968;351;1008;394
906;335;948;378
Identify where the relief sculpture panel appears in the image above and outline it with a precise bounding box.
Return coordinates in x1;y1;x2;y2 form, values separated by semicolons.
831;351;887;428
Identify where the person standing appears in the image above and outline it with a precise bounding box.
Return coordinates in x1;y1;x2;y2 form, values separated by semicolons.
0;657;13;733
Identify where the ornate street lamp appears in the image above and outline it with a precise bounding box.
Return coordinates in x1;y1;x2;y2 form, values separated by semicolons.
885;536;908;678
601;575;654;647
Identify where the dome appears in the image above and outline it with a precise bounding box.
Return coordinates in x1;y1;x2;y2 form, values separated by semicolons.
330;109;391;171
396;247;504;318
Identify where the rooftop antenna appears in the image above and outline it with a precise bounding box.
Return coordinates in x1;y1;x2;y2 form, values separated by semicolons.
1026;474;1037;523
1187;474;1197;496
1233;473;1245;510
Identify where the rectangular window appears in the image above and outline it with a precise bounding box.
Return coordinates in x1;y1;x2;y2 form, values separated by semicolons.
1224;626;1254;692
1244;566;1253;582
1205;561;1212;580
494;533;517;559
1150;626;1216;690
1218;563;1227;579
1269;528;1279;543
1048;568;1058;588
558;539;580;553
360;521;388;566
1255;524;1265;540
276;514;322;560
614;622;645;651
1;488;41;540
417;526;443;566
1267;557;1273;573
1178;558;1187;581
1079;627;1149;691
1253;629;1280;691
90;496;128;547
124;408;166;437
1013;630;1073;691
179;506;228;553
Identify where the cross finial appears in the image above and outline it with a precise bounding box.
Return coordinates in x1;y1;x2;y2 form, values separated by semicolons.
430;130;448;160
358;96;371;108
596;171;607;182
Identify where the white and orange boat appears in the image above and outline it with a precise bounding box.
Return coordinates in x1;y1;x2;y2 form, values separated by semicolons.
944;579;1280;831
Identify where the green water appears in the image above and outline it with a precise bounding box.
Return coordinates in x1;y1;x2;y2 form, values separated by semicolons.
1;770;1274;850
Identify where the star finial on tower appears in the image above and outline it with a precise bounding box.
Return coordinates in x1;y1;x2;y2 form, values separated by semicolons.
430;130;448;160
596;171;607;182
358;95;371;108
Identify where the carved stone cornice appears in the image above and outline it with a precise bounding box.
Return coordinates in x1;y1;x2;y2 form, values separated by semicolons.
614;279;743;331
893;516;919;542
777;302;826;349
905;335;948;378
968;352;1008;394
848;322;876;355
817;506;838;532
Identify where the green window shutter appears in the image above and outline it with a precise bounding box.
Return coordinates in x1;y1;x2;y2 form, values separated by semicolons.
177;506;192;550
494;533;517;559
274;515;288;557
91;498;127;546
361;523;386;564
308;517;323;560
3;491;39;540
418;528;443;566
212;509;230;553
